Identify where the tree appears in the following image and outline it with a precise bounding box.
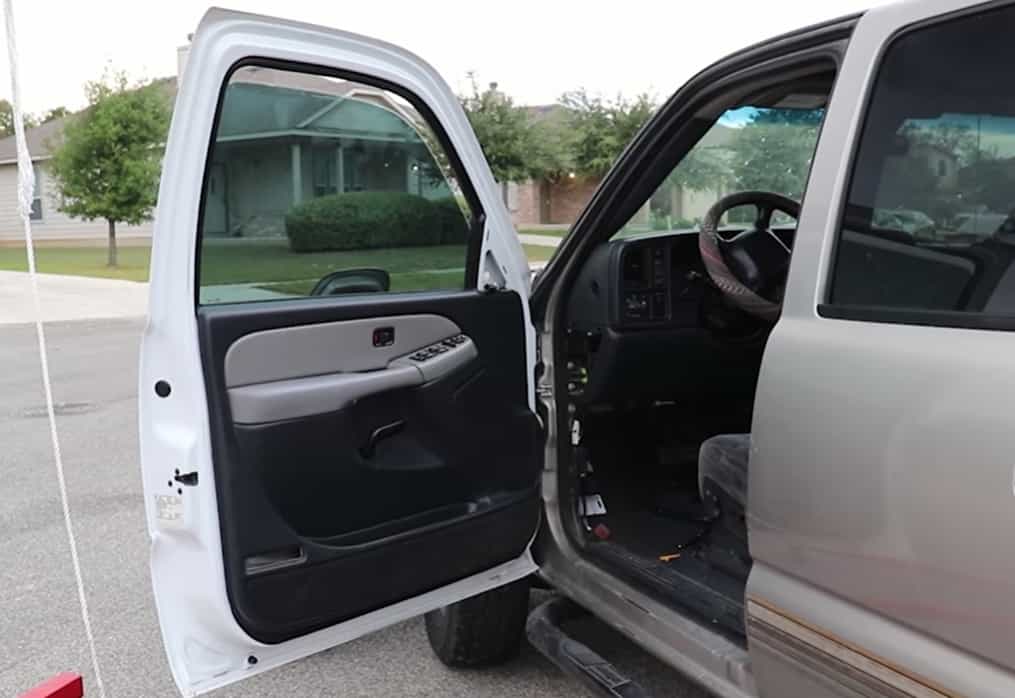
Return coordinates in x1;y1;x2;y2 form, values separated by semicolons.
41;106;70;123
0;99;38;138
459;76;539;183
559;89;657;177
48;70;170;266
726;111;821;200
526;109;573;181
667;146;729;193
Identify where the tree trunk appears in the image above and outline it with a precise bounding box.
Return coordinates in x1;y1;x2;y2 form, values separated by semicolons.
107;219;118;267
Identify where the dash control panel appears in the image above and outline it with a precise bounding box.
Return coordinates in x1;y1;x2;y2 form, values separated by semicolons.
619;242;670;325
409;334;470;362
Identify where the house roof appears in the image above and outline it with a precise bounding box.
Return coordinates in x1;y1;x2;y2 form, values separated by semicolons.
0;77;178;164
0;71;426;166
0;116;71;164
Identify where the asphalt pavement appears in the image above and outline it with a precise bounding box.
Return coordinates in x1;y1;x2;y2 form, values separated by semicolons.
0;317;708;697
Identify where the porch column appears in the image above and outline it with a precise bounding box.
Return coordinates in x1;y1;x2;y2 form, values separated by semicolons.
290;142;303;204
336;144;345;193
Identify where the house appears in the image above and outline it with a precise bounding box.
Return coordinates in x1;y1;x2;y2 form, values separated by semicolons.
205;66;449;238
505;120;736;228
0;64;448;243
504;104;602;226
0;115;157;242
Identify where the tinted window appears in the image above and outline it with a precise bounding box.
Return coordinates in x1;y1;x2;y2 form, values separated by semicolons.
829;6;1015;317
616;105;824;236
197;65;475;305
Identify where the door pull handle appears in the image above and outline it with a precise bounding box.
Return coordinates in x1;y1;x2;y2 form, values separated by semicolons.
360;420;406;459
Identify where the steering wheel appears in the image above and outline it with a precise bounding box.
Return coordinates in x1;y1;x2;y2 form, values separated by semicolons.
698;191;800;322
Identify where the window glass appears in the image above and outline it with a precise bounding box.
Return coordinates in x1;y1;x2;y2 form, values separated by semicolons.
616;106;824;236
198;65;474;305
30;165;42;220
829;5;1015;316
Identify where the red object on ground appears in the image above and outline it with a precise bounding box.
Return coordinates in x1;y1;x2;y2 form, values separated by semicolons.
593;523;611;540
18;673;83;698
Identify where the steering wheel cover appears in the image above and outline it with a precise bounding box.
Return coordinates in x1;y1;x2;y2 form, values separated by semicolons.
698;191;800;322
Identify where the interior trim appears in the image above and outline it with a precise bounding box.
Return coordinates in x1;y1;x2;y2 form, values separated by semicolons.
225;314;463;387
197;289;541;644
229;363;420;424
228;337;477;423
746;596;956;698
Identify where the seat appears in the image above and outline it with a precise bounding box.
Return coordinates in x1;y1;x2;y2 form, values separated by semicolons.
698;433;750;511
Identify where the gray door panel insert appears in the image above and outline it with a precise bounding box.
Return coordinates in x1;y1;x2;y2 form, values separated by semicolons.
228;336;477;423
225;314;463;387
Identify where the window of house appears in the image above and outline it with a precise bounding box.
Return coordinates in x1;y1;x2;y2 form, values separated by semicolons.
826;4;1015;321
197;65;475;305
30;165;42;220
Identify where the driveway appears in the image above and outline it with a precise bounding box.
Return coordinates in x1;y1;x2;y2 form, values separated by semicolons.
0;271;148;325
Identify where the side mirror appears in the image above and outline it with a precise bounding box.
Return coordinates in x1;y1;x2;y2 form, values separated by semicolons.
310;268;391;296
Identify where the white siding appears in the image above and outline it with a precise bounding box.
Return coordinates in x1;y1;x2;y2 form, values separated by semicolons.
0;161;154;241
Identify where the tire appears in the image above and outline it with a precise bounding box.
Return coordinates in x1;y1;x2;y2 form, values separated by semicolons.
424;578;530;668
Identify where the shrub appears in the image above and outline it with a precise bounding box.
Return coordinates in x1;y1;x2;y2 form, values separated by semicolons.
432;197;471;245
285;191;443;252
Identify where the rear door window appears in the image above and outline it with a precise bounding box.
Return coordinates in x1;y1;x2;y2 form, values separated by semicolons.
826;4;1015;320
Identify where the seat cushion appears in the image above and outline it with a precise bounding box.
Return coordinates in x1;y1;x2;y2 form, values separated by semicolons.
698;433;750;509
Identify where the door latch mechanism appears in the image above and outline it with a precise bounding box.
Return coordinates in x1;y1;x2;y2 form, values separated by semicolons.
173;470;198;486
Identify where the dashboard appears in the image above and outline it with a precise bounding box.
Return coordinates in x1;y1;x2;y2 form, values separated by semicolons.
568;231;710;333
564;230;769;407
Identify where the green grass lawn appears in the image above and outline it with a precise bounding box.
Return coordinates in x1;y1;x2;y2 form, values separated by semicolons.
522;244;556;263
518;227;567;238
0;245;152;281
0;239;556;287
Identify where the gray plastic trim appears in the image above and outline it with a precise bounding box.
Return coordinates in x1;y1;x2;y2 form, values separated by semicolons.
228;336;477;424
225;314;463;388
229;364;422;423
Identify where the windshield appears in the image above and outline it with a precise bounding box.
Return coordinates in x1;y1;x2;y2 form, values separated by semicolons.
616;106;824;236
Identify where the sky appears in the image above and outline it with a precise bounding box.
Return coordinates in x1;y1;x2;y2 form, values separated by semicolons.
2;0;889;116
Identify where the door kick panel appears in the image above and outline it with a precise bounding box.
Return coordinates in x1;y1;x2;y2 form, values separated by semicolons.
228;334;476;424
224;313;464;387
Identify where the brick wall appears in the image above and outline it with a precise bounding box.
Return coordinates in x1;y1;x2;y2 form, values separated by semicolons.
548;176;598;225
504;176;601;227
507;180;542;226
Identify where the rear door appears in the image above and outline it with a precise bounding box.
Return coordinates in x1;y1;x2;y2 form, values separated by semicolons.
750;1;1015;696
139;9;541;695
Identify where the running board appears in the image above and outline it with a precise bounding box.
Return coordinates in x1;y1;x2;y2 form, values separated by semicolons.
526;597;651;698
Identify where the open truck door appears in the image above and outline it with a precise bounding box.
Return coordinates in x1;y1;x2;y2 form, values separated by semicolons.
139;9;540;694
